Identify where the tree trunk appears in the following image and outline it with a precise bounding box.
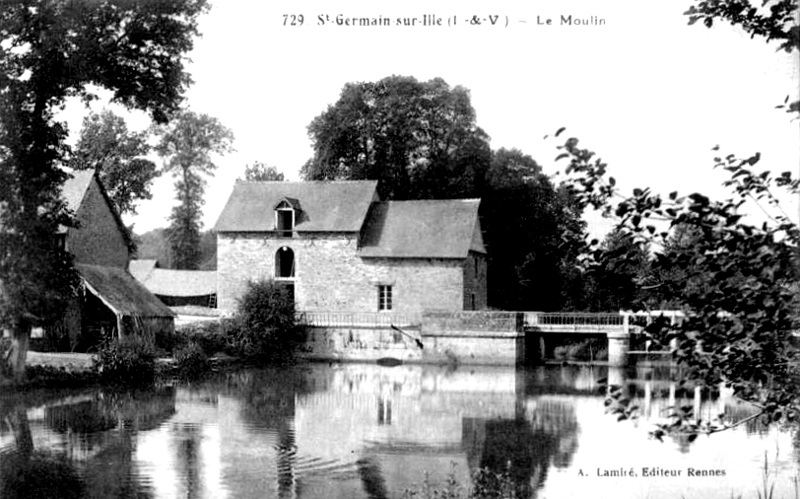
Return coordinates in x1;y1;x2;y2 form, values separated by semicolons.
7;322;29;384
6;407;34;459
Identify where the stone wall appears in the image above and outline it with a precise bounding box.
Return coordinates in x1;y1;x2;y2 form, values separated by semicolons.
301;325;424;362
217;232;467;315
421;311;524;365
68;178;129;268
300;311;526;366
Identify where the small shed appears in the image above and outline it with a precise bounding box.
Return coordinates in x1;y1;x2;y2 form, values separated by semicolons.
74;264;176;348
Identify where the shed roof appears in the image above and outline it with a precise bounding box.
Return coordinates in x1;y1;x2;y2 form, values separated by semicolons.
141;269;217;298
214;181;378;232
358;199;485;259
76;264;175;318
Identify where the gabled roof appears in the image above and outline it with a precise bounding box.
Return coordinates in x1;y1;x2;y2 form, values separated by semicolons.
60;170;131;249
359;199;485;259
76;264;175;318
214;181;378;233
138;268;217;298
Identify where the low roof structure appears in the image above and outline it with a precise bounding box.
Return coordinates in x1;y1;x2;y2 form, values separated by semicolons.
358;199;486;258
76;264;175;319
139;269;217;298
214;180;378;233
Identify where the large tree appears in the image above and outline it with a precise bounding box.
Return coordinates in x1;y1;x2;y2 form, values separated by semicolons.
303;75;492;200
154;110;233;270
70;109;158;216
0;0;209;382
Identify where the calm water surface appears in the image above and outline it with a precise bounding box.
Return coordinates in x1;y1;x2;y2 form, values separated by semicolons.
1;362;798;499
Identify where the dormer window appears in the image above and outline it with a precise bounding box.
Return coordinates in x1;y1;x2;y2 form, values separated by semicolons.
274;198;298;238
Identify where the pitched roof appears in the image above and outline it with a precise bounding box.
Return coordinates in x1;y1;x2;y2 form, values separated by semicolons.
358;199;485;259
138;268;217;298
60;170;132;249
214;181;378;232
76;264;175;318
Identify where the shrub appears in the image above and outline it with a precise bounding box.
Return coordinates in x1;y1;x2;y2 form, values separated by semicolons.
173;341;210;380
231;279;305;362
92;335;157;386
175;321;229;356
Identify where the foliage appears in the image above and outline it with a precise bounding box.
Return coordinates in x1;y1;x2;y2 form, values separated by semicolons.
583;227;652;311
92;336;157;387
70;109;158;216
402;466;519;499
557;130;800;433
133;228;217;269
302;75;491;200
174;320;230;356
242;161;285;181
231;279;305;362
482;149;587;311
0;0;209;382
154;109;234;270
683;0;799;116
173;341;210;380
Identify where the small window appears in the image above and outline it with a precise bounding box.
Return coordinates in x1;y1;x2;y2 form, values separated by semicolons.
474;258;479;277
378;285;392;311
471;293;476;310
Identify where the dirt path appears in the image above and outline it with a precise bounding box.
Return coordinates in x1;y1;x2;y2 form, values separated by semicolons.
26;351;94;371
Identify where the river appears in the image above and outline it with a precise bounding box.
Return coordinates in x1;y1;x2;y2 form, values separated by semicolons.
0;362;798;498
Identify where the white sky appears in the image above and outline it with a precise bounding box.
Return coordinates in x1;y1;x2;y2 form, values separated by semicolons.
60;0;800;237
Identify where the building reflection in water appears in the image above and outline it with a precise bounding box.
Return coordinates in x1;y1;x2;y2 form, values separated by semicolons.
0;362;794;499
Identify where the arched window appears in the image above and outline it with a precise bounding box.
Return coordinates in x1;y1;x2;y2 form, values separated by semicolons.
275;247;295;278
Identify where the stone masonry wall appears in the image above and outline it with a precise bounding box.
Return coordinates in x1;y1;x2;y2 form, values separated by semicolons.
217;232;465;315
68;178;129;268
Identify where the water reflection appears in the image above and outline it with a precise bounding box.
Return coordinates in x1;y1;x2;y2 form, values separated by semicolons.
0;363;797;498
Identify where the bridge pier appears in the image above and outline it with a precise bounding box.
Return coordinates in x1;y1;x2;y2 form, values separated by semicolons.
606;331;631;367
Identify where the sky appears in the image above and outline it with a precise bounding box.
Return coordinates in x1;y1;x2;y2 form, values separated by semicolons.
61;0;800;237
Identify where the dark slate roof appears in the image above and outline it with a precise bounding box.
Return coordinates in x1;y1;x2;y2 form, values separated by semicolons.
358;199;485;259
140;269;217;298
76;264;175;318
214;181;378;232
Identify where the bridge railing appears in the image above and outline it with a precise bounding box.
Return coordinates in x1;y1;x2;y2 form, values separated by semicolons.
301;311;421;328
524;312;625;328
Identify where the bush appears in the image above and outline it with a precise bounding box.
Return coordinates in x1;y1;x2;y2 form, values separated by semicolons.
93;335;157;386
175;321;229;356
231;279;305;362
173;341;210;380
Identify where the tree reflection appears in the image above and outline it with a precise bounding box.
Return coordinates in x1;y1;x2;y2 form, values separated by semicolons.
0;406;85;499
464;398;579;498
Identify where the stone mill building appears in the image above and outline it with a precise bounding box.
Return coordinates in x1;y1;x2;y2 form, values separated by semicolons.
213;180;487;316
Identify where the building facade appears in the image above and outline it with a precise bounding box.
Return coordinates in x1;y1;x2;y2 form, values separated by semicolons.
214;181;488;316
